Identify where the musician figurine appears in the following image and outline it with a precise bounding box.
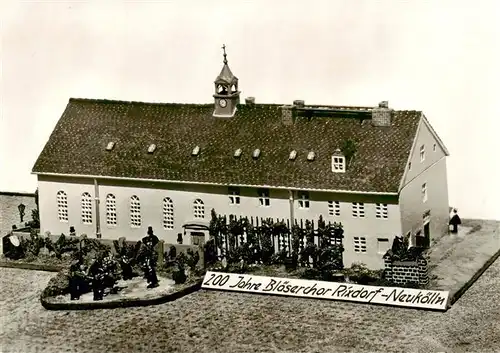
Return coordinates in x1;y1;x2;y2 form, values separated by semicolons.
88;255;105;301
141;226;160;289
102;252;119;294
69;258;87;300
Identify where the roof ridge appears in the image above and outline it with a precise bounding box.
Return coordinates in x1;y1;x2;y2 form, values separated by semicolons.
68;98;214;107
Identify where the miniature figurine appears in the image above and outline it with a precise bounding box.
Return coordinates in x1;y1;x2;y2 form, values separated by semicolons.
88;255;105;300
69;258;87;300
140;227;160;288
69;226;76;236
449;209;462;234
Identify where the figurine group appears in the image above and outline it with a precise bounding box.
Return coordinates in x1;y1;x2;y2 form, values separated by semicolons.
69;226;160;301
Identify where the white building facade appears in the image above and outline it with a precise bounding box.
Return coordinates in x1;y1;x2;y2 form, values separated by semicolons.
33;49;450;270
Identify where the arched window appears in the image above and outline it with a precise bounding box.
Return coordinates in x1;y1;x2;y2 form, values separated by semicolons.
57;190;68;222
81;192;93;224
163;197;174;230
193;199;205;219
106;194;117;226
130;195;141;227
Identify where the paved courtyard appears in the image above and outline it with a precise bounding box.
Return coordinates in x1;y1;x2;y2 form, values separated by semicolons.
1;258;500;353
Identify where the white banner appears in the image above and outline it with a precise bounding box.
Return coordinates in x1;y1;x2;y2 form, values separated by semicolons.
202;271;450;310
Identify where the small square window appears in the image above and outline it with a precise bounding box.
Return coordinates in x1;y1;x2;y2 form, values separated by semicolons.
332;156;345;173
229;187;240;205
258;189;270;207
375;203;388;219
377;238;390;254
354;236;367;253
352;202;365;218
328;201;340;216
298;192;310;209
420;145;425;162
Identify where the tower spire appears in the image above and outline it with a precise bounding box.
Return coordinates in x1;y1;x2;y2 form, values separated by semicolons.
222;44;228;64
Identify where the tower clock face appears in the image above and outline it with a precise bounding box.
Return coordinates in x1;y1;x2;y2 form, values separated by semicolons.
219;99;227;108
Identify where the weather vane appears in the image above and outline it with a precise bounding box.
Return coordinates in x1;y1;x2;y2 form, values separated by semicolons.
222;44;227;64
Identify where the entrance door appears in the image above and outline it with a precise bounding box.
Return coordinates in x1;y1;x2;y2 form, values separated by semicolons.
190;231;206;248
423;222;430;248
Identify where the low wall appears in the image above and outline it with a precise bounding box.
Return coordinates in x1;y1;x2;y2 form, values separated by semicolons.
384;257;429;286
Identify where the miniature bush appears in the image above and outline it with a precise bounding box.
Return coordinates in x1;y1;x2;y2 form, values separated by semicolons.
344;263;382;285
41;271;71;298
171;252;187;284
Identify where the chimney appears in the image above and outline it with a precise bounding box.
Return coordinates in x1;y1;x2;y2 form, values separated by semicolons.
281;105;296;126
245;97;255;105
372;101;393;126
293;100;305;108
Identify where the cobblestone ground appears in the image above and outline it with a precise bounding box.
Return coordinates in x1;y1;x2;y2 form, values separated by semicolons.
1;260;499;353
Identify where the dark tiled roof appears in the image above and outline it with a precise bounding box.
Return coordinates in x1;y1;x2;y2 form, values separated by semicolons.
32;98;422;193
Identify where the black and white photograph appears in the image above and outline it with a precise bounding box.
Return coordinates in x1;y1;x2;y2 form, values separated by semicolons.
0;1;499;352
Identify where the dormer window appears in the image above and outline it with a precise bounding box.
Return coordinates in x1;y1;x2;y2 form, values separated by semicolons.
252;149;261;159
307;151;315;161
192;146;200;156
289;150;297;160
332;148;346;173
234;148;242;158
147;144;156;154
106;142;115;151
332;156;346;173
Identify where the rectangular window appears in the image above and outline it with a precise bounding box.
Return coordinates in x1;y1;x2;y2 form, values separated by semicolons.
328;201;340;216
298;191;310;209
332;156;345;172
433;143;437;152
352;202;365;218
258;189;270;207
377;238;390;254
354;236;367;253
422;183;428;202
420;144;425;162
228;187;240;205
106;194;117;226
375;203;388;219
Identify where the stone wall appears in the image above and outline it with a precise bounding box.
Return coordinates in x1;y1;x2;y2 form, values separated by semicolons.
384;256;429;285
0;192;36;254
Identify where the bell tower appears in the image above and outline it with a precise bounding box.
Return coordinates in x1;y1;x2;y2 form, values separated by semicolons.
213;44;240;117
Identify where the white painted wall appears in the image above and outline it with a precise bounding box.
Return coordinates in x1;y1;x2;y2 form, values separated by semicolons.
399;117;450;244
38;174;405;269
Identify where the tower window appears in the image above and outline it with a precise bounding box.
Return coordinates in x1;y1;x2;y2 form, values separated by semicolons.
352;202;365;218
57;190;68;222
130;195;141;227
81;192;93;225
229;187;240;205
258;189;270;207
194;199;205;219
298;191;310;209
106;194;117;226
163;197;174;230
328;201;340;216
